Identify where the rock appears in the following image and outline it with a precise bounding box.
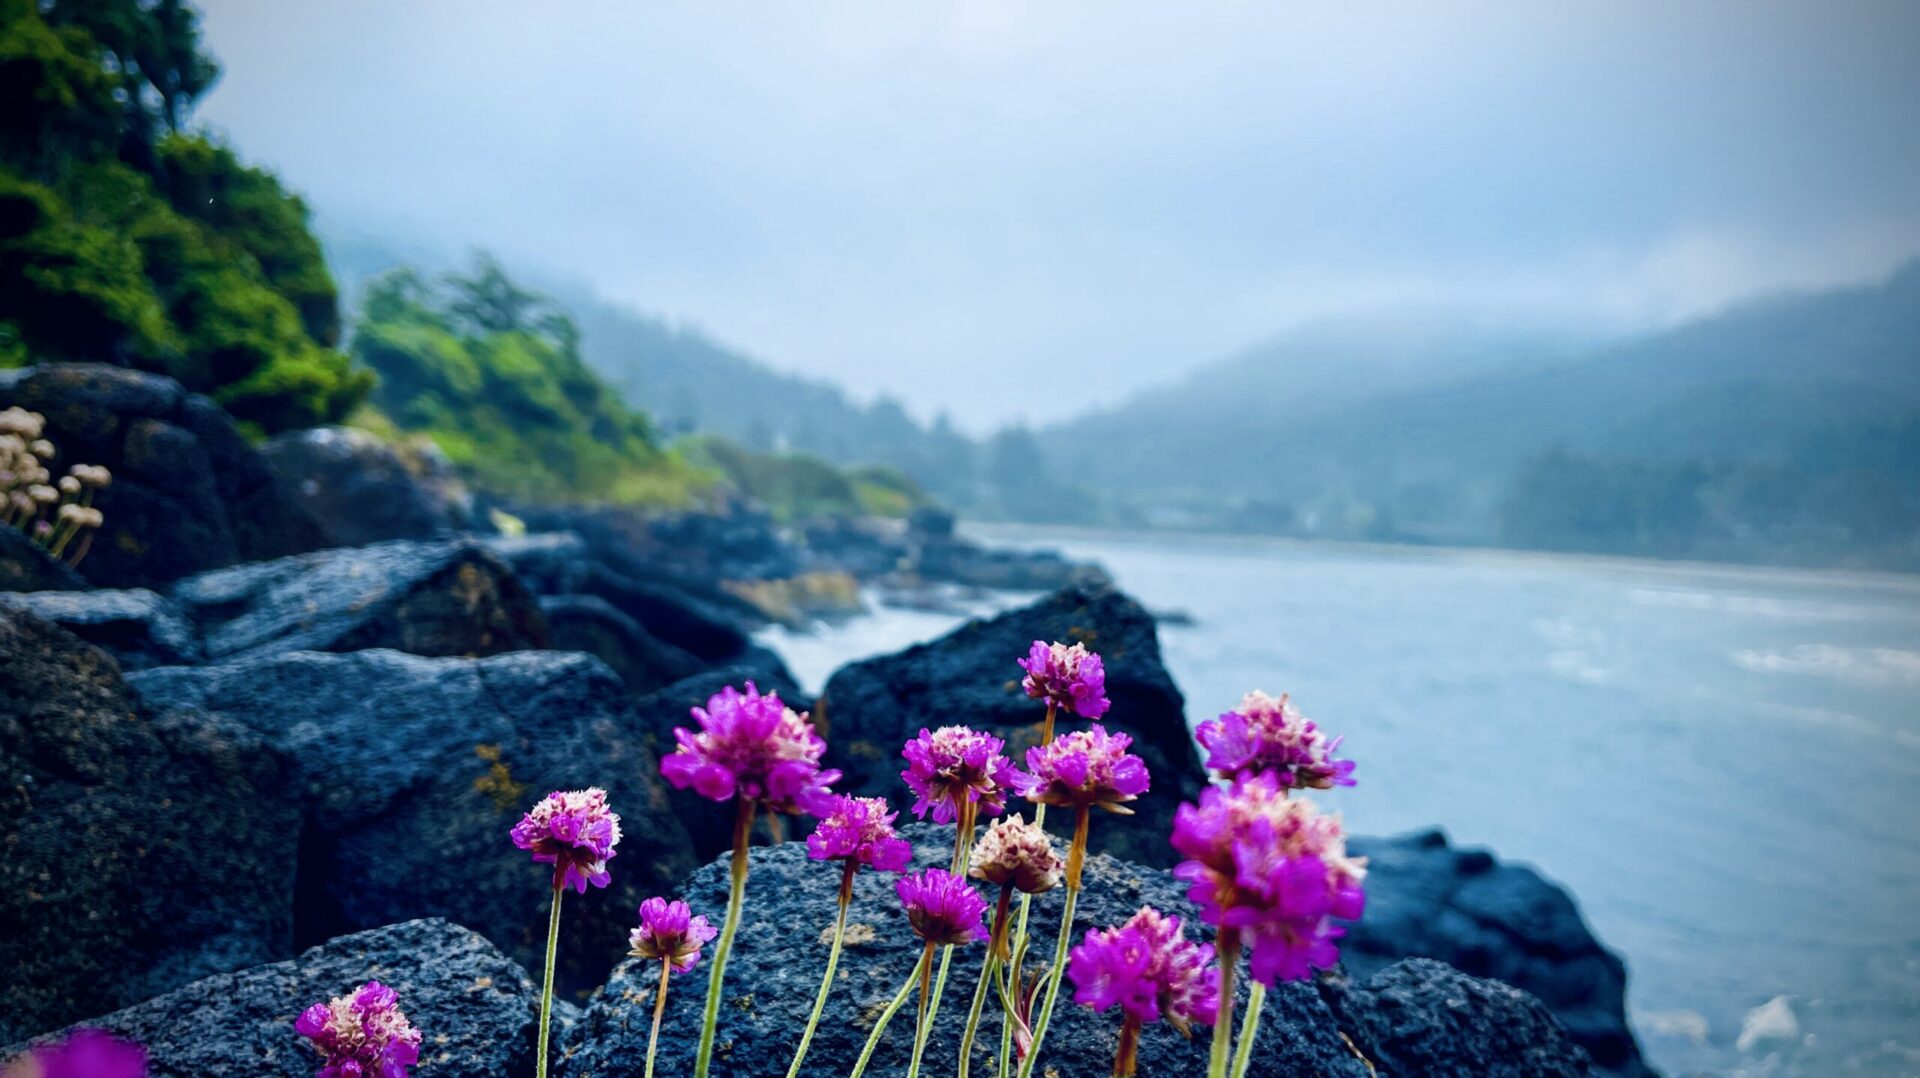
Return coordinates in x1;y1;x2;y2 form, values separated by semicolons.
261;426;473;546
129;648;699;997
817;582;1203;867
0;608;298;1043
911;535;1110;592
0;588;201;669
0;364;329;589
538;594;705;695
0;523;88;591
170;538;549;662
558;826;1592;1077
1345;829;1652;1077
507;503;802;588
4;919;541;1077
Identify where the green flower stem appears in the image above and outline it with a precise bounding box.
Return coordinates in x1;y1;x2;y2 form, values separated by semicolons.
906;941;944;1078
907;804;980;1078
957;886;1014;1077
786;860;859;1078
998;700;1059;1078
694;799;756;1078
536;883;563;1078
1208;929;1242;1078
848;949;928;1078
1229;981;1267;1078
1014;805;1090;1078
643;956;672;1078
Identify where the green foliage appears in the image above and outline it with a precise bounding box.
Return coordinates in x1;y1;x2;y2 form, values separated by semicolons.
0;0;365;434
677;434;930;521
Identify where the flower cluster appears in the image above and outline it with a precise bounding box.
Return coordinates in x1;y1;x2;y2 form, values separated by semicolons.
900;725;1017;823
897;868;990;947
0;408;109;564
511;787;622;893
662;682;839;814
967;815;1062;895
1194;691;1355;789
1017;640;1110;718
630;897;718;973
1068;907;1219;1033
807;794;914;871
1170;772;1366;984
3;1030;146;1078
1015;724;1150;813
294;981;422;1078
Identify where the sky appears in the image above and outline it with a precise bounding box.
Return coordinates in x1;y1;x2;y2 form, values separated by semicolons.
193;1;1920;432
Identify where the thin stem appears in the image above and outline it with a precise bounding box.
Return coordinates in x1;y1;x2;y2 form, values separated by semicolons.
644;957;672;1078
908;797;981;1077
1015;806;1088;1078
999;699;1058;1078
906;941;940;1078
848;948;930;1078
957;885;1014;1077
1228;981;1267;1078
536;883;563;1078
1208;930;1242;1078
786;863;858;1078
1113;1014;1142;1078
694;799;756;1078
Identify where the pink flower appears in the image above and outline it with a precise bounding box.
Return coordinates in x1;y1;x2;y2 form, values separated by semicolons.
896;867;990;947
511;788;622;893
294;981;423;1078
967;815;1063;895
661;682;840;814
1014;724;1150;813
9;1030;146;1078
629;897;719;973
900;726;1017;824
1169;773;1367;984
1069;907;1219;1033
1194;691;1355;789
1018;640;1111;718
806;794;914;871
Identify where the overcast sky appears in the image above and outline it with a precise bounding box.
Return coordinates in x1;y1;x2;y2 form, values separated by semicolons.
193;1;1920;431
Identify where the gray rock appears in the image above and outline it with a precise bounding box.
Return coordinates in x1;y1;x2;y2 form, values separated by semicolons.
170;538;549;662
4;919;541;1078
0;608;298;1043
1319;958;1594;1078
0;524;88;591
0;588;201;668
130;648;699;998
261;426;472;547
539;593;705;695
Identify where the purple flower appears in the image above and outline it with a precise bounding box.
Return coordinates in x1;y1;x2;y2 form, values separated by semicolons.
1014;724;1150;813
660;682;840;814
294;981;423;1078
1194;691;1355;789
896;867;991;947
629;897;719;973
900;726;1017;824
510;788;622;893
1018;640;1111;718
11;1030;146;1078
806;794;914;871
1069;907;1219;1033
1169;773;1367;984
967;815;1063;895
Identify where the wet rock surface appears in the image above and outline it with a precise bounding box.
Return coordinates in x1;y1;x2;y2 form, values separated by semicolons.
261;425;473;546
0;587;202;669
0;524;88;591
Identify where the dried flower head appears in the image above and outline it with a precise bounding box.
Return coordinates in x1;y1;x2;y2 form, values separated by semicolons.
1169;772;1367;984
1195;691;1355;789
660;681;840;814
1069;906;1220;1032
806;794;913;871
900;725;1017;824
967;814;1063;894
294;981;423;1078
1015;724;1150;813
3;1030;147;1078
629;897;719;973
510;787;622;893
0;408;43;438
897;867;990;947
1018;640;1111;718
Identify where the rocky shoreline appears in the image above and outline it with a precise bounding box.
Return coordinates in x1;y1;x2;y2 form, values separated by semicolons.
2;365;1652;1075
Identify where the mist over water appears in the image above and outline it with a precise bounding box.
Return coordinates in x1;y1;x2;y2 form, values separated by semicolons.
764;527;1920;1078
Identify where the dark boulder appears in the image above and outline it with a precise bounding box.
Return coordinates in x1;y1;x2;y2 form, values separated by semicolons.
4;919;541;1078
1346;829;1652;1077
0;524;88;591
559;826;1591;1077
261;426;473;546
539;593;706;695
170;538;549;662
0;364;329;589
129;648;699;997
816;582;1203;867
0;588;201;669
0;608;298;1043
